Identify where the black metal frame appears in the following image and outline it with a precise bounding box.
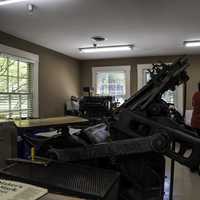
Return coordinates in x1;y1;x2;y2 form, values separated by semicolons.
3;56;200;200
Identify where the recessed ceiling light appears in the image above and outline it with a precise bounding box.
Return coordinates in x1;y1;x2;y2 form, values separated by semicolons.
79;45;134;53
184;40;200;47
0;0;28;6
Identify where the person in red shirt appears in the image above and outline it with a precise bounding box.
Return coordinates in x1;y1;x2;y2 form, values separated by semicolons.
191;82;200;134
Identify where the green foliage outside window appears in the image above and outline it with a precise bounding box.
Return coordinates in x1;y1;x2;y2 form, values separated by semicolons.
0;54;33;119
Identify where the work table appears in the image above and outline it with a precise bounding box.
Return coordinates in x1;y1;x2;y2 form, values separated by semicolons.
14;116;88;129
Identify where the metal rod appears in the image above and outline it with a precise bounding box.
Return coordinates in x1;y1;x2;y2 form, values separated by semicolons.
169;142;175;200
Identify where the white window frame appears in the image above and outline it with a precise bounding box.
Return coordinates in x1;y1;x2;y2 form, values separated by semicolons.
0;44;39;118
137;64;184;114
92;66;131;99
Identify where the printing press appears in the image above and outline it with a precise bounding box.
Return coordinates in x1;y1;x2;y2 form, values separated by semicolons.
1;56;200;200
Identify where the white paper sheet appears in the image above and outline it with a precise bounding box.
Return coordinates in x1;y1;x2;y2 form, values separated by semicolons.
0;179;48;200
35;128;81;138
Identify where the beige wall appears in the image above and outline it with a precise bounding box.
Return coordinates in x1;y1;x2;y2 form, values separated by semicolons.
0;31;80;117
80;55;200;109
1;30;200;113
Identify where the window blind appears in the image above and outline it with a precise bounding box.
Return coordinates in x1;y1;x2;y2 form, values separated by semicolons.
0;53;33;119
96;71;126;104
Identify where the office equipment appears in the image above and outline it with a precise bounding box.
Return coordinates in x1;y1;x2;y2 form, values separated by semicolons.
14;116;88;158
0;163;120;200
65;96;80;116
44;56;200;200
79;96;113;120
3;56;200;200
83;87;94;96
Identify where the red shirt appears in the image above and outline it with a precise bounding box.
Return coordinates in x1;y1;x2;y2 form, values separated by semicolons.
191;91;200;129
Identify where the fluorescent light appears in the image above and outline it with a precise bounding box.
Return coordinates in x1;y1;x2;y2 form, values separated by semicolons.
0;0;27;6
184;40;200;47
79;45;133;53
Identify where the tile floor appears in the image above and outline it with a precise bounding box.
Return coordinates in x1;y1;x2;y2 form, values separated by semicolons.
164;158;200;200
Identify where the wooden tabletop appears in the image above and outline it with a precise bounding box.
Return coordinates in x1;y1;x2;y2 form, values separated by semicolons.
14;116;88;129
0;119;11;124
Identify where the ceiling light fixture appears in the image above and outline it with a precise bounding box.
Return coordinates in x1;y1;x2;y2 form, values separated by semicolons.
0;0;27;6
184;40;200;47
79;45;134;53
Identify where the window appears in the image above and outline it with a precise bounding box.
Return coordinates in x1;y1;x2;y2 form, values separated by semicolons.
0;44;39;119
144;70;176;104
92;66;131;104
137;64;183;114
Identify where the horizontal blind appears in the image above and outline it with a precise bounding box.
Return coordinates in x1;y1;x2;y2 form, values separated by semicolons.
0;53;33;119
96;71;126;104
